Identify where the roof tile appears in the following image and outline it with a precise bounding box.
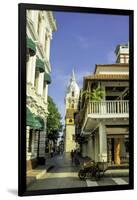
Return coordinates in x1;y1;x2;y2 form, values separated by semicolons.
84;74;129;80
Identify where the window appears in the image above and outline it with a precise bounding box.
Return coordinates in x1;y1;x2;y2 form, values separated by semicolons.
69;119;73;123
72;134;75;140
123;55;126;63
72;91;75;97
72;104;74;108
43;81;46;97
34;70;39;92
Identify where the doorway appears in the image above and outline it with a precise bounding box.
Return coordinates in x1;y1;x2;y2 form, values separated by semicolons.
107;136;129;165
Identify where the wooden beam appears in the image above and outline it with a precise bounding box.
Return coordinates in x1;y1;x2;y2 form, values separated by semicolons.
102;81;129;87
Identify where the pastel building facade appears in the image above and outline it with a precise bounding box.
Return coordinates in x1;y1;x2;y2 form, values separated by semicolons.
26;10;57;171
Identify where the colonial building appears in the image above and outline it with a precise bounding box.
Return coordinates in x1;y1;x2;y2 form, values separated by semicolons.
75;43;129;165
26;10;57;171
64;70;80;153
115;43;129;64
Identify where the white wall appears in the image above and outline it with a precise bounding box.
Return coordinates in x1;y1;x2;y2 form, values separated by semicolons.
96;68;129;75
0;0;136;200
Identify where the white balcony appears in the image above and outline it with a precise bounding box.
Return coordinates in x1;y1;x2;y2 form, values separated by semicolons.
82;100;129;133
88;100;129;116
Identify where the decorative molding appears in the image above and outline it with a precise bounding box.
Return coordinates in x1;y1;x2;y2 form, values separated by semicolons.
27;17;38;42
27;84;48;116
47;12;57;32
27;12;53;73
26;96;33;106
36;42;45;61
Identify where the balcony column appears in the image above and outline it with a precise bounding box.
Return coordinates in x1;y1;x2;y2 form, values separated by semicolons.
87;138;93;159
92;135;95;161
98;123;107;162
94;131;99;162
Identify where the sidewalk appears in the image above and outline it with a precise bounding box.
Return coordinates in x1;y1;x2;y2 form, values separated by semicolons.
27;166;47;187
104;168;129;177
27;155;55;187
75;154;129;178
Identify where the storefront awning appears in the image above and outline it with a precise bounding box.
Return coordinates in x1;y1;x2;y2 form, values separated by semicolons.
34;117;43;130
26;36;36;56
36;58;45;73
44;72;52;84
35;117;44;130
26;108;36;128
26;108;44;130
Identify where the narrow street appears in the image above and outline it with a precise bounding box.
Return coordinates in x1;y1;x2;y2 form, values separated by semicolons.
27;153;129;191
24;9;132;196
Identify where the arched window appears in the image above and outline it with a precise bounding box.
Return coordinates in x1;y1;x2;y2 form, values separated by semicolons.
69;119;73;123
72;91;75;97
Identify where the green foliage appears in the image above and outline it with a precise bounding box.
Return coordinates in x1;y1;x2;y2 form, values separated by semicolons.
91;87;105;101
82;86;105;102
47;96;63;141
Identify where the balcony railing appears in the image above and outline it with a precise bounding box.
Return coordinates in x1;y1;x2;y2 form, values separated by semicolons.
87;100;129;115
81;100;129;133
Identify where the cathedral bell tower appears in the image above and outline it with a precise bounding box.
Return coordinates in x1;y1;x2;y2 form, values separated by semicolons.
64;70;80;153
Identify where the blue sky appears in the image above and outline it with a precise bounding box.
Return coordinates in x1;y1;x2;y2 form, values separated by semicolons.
49;12;129;127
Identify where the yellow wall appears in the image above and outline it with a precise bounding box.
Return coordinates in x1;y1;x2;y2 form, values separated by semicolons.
65;118;74;125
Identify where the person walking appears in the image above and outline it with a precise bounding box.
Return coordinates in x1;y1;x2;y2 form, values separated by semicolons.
74;149;80;166
70;150;74;163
